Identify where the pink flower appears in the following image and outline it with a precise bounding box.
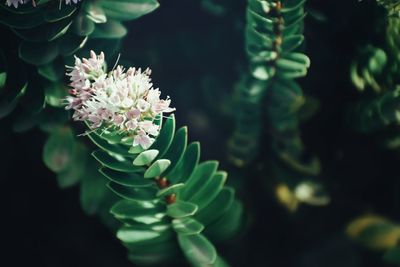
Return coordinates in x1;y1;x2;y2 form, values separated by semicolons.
133;130;154;149
65;51;175;149
138;120;160;136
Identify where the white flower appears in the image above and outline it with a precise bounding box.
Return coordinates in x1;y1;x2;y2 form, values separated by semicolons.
5;0;24;8
5;0;81;8
137;99;151;112
133;130;154;149
66;51;175;149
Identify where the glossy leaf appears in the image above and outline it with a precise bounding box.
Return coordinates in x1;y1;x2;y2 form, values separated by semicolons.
150;114;175;158
172;218;204;235
189;171;227;209
144;159;171;178
156;183;185;198
111;199;166;224
180;161;219;200
178;233;217;265
167;201;198;218
167;142;200;184
133;149;159;166
100;0;160;21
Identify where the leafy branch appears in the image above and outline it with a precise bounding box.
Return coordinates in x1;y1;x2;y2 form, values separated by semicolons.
89;114;242;266
228;0;327;210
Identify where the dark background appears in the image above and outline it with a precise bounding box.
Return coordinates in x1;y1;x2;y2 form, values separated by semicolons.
1;0;399;266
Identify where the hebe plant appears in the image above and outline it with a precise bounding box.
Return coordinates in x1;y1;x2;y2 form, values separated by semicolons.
3;0;400;266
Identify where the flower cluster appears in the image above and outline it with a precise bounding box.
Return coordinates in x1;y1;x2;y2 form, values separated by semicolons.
5;0;81;8
65;51;175;149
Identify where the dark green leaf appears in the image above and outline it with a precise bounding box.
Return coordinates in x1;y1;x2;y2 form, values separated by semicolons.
195;187;235;225
92;150;143;172
167;142;200;184
161;126;188;176
180;161;219;200
100;167;151;187
108;181;157;201
43;126;76;173
150;114;175;158
189;171;227;209
57;142;88;188
100;0;160;21
91;20;127;39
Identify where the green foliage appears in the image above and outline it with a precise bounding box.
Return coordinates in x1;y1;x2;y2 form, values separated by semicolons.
378;0;400;14
349;87;400;134
345;1;400;265
228;0;311;166
350;45;388;93
88;115;243;266
227;0;325;209
0;0;159;128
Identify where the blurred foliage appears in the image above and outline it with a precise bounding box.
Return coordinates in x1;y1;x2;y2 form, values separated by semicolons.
227;0;328;211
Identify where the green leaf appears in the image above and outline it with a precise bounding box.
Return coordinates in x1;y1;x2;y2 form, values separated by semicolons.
276;52;310;78
44;4;76;23
161;126;188;176
37;59;64;82
0;72;6;90
0;8;45;29
56;143;88;188
281;34;304;53
189;171;227;209
129;145;145;154
180;161;219;200
58;33;88;57
91;20;127;39
19;41;59;66
111;199;166;224
100;0;160;21
0;83;27;119
117;227;164;244
150;114;175;158
43;126;76;173
167;200;198;218
144;159;171;178
195;187;235;225
156;183;185;198
172;218;204;235
204;200;243;242
73;11;95;36
100;167;152;187
133;149;159;166
167;142;200;184
88;132;132;157
126;239;178;265
178;233;217;265
44;82;67;107
80;159;109;215
92;150;143;172
84;2;107;23
108;181;157;201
